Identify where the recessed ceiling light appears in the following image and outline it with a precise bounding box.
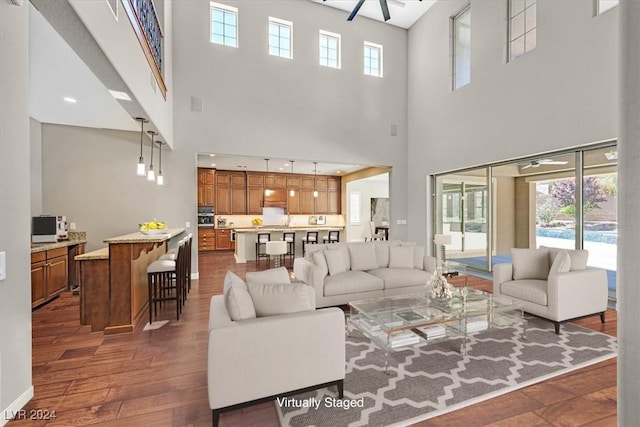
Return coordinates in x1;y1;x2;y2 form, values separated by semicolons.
211;163;216;167
278;167;284;171
209;154;216;157
336;171;342;174
63;97;77;103
108;90;131;101
284;163;289;167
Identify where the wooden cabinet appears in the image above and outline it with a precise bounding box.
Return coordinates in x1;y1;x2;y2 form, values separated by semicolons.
215;186;231;214
247;187;264;214
198;229;215;251
31;247;69;308
216;172;246;214
197;168;215;206
208;170;341;215
215;229;231;250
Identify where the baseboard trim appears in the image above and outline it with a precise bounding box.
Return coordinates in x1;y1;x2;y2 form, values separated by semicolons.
2;385;34;426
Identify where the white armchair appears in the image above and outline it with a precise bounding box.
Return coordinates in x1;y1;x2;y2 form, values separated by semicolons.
493;247;608;334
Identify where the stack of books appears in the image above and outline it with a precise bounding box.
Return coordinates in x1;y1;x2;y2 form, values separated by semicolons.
414;324;446;341
466;317;489;333
388;331;420;348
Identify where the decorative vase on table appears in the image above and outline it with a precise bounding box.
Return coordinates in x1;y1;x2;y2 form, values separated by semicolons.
427;266;453;299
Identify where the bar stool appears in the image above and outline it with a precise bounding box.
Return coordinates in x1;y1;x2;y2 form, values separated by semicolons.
266;241;287;268
159;233;193;298
147;239;186;324
282;232;296;266
255;232;271;266
323;230;340;244
302;231;318;256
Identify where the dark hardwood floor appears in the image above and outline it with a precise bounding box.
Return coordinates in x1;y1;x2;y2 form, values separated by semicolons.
10;251;616;426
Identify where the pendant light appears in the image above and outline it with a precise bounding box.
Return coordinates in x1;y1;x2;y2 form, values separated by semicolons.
135;117;148;176
289;160;295;197
264;158;272;196
147;130;157;181
313;162;319;198
156;140;164;186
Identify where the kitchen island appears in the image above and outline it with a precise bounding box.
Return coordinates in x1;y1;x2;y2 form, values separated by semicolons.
234;226;344;263
75;228;184;334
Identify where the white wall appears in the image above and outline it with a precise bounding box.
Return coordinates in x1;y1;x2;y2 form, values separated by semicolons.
41;124;193;252
172;0;410;241
407;0;618;246
0;1;34;422
30;118;42;216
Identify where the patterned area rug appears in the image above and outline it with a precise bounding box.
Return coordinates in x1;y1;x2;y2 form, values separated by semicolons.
276;317;617;427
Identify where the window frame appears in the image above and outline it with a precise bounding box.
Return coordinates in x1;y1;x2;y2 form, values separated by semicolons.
452;4;471;90
210;2;238;48
507;0;537;62
350;192;361;225
319;30;342;69
595;0;618;15
268;17;293;59
363;41;384;78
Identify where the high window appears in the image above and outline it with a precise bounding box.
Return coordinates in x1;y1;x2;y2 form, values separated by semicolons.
597;0;618;15
453;6;471;90
269;17;292;59
210;2;238;47
509;0;537;61
364;42;383;77
319;30;341;69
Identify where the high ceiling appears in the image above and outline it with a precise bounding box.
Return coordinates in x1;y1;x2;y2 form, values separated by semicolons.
311;0;437;29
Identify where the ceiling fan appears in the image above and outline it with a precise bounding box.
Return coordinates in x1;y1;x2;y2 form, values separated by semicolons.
521;159;569;170
324;0;421;22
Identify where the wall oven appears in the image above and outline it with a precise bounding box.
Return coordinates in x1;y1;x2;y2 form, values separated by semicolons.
197;206;214;227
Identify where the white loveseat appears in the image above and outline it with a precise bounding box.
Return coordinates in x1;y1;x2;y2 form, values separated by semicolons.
293;241;437;308
208;269;345;426
493;247;608;334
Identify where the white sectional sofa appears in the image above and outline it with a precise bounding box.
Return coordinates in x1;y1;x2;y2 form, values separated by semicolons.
293;241;437;308
208;269;345;426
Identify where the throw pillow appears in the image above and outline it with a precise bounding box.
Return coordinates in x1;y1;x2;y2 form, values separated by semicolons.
548;251;571;277
373;242;392;268
247;283;316;317
349;244;379;271
312;251;329;277
223;271;257;321
324;249;347;276
413;246;425;269
326;244;351;270
511;248;550;280
245;266;291;285
389;246;414;269
304;243;328;260
541;246;589;271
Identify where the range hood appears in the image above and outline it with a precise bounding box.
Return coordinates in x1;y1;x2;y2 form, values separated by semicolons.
263;188;287;208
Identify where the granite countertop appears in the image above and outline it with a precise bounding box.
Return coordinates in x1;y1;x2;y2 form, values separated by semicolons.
75;247;109;261
31;231;87;253
233;226;344;233
104;228;185;244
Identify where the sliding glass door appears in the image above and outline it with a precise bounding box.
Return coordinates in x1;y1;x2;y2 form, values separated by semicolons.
432;142;617;301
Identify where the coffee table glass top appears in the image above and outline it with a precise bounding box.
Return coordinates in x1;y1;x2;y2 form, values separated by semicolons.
349;287;519;334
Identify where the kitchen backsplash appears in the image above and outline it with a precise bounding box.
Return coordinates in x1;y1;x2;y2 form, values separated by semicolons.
216;215;345;228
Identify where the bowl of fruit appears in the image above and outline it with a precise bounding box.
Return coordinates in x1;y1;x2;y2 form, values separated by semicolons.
139;220;168;235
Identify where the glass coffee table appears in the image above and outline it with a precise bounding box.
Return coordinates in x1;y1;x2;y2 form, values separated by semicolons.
348;287;526;373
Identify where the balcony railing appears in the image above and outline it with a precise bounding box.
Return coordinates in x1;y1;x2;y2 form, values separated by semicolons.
123;0;167;99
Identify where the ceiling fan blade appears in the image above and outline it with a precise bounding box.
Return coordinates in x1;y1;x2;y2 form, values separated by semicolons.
379;0;391;21
348;0;366;21
543;161;568;165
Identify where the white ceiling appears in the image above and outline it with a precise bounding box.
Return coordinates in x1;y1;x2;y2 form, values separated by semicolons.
28;5;139;132
311;0;437;29
196;153;374;176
